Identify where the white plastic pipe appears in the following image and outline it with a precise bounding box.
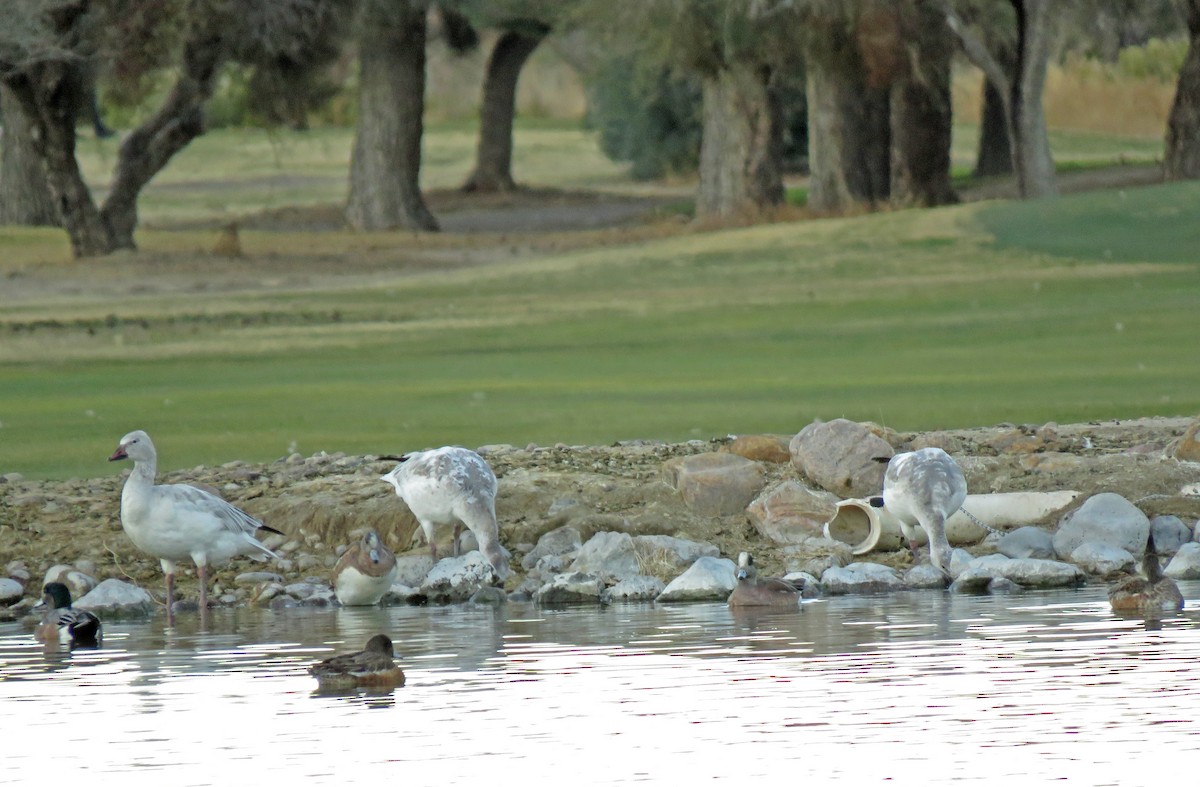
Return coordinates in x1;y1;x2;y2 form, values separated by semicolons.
823;490;1082;556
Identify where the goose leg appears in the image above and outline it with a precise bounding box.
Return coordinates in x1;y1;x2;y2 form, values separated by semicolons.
198;562;210;627
163;561;176;627
453;524;463;557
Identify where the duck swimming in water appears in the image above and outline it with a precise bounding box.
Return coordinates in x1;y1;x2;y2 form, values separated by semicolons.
35;582;102;648
310;634;406;691
1108;532;1184;615
728;552;802;609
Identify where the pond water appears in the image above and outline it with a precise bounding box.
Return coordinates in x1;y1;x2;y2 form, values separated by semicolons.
3;583;1199;786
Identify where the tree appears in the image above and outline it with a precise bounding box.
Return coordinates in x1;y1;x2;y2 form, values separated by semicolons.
0;83;59;226
1165;0;1200;180
346;0;438;231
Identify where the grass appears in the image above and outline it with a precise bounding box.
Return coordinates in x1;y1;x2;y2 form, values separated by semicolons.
2;121;1196;480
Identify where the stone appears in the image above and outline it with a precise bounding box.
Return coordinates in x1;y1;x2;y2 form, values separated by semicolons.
656;556;737;602
1149;515;1191;556
380;583;422;605
1164;543;1200;579
1171;419;1200;461
975;556;1085;588
661;452;766;516
75;579;155;617
949;566;997;594
1070;542;1135;576
789;419;893;497
905;563;949;589
821;562;905;595
235;571;284;586
420;552;499;604
632;535;719;573
997;526;1057;560
987;577;1020;594
781;571;822;598
534;572;605;605
1052;493;1150;559
42;565;97;600
601;575;667;602
722;435;790;464
569;531;640;581
469;586;508;605
393;554;435;587
746;481;838;544
0;578;24;605
521;526;583;570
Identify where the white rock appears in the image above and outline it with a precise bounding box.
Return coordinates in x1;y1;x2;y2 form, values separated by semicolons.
419;552;497;603
821;562;905;595
534;572;605;604
656;556;736;602
1164;542;1200;579
1070;542;1135;575
569;531;640;581
1052;492;1149;559
0;578;24;605
75;578;155;617
601;575;667;602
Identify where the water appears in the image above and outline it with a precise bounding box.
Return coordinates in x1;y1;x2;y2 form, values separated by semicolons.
3;584;1200;786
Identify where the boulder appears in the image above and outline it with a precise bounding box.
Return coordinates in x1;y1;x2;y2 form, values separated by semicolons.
0;578;24;605
821;562;905;595
746;481;838;544
656;556;736;602
75;579;155;617
1171;419;1200;461
1164;542;1200;579
601;575;667;603
534;572;605;605
569;531;640;581
980;556;1085;588
661;453;766;516
632;535;719;574
781;571;822;598
997;526;1057;560
419;552;498;604
1052;493;1149;559
789;419;893;497
1069;542;1135;576
905;563;949;589
393;554;435;587
1149;515;1191;556
722;435;791;463
521;526;583;570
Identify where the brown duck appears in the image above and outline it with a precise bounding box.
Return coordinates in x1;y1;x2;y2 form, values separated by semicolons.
310;634;407;691
728;552;802;609
1108;532;1184;615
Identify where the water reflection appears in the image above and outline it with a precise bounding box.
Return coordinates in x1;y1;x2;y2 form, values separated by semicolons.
3;584;1200;785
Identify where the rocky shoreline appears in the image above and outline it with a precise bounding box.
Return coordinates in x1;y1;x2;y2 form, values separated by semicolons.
2;416;1199;619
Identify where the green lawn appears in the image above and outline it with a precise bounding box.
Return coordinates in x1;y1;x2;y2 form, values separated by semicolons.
2;126;1196;479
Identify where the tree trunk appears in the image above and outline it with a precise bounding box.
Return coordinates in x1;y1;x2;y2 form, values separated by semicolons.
0;83;59;226
696;62;783;220
1165;0;1200;180
889;0;957;207
100;15;227;249
806;52;890;213
463;26;548;193
346;2;438;231
1010;0;1057;198
974;76;1013;177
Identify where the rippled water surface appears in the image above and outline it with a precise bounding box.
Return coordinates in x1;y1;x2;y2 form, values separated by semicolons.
4;584;1200;785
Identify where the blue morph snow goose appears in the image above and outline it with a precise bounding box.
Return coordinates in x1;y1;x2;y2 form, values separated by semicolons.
877;447;967;579
109;430;282;619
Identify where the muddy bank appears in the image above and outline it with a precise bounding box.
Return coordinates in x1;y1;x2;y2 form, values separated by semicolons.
2;416;1198;611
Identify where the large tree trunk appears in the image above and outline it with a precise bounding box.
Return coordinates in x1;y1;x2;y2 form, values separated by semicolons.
974;76;1013;177
805;53;890;213
889;0;957;207
0;84;59;226
1009;0;1057;197
100;13;227;249
696;62;783;220
1165;0;1200;180
463;26;548;193
346;2;437;231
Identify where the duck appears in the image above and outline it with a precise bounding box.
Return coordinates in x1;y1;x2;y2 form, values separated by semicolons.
109;429;283;619
333;529;399;606
728;552;802;608
309;634;406;691
1108;531;1184;615
380;447;510;581
35;582;102;648
876;447;966;579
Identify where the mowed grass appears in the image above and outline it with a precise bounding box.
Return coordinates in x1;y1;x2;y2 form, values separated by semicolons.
2;124;1197;479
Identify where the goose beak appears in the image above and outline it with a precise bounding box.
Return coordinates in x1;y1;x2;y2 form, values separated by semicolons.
109;446;128;461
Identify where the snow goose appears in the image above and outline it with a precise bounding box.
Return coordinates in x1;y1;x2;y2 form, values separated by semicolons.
380;447;509;581
333;529;399;606
1108;531;1184;615
109;429;282;619
35;582;102;648
877;447;966;579
728;552;802;608
310;634;406;691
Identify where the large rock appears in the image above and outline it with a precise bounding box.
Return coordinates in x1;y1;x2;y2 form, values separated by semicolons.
569;531;640;581
1149;515;1191;556
0;578;24;605
962;554;1085;588
1070;542;1135;576
1052;493;1149;559
534;572;605;605
656;556;736;602
632;535;719;573
997;526;1057;560
393;554;435;587
789;419;893;497
601;575;666;603
75;579;155;617
722;435;791;464
1171;419;1200;461
419;552;497;604
521;526;583;570
905;563;949;589
661;453;766;516
1164;542;1200;579
820;562;905;595
746;481;838;544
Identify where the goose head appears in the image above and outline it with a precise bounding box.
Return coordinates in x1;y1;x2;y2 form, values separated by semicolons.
109;430;155;463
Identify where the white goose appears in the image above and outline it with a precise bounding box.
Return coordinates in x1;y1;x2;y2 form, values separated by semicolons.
109;429;282;617
380;447;509;581
878;447;967;579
